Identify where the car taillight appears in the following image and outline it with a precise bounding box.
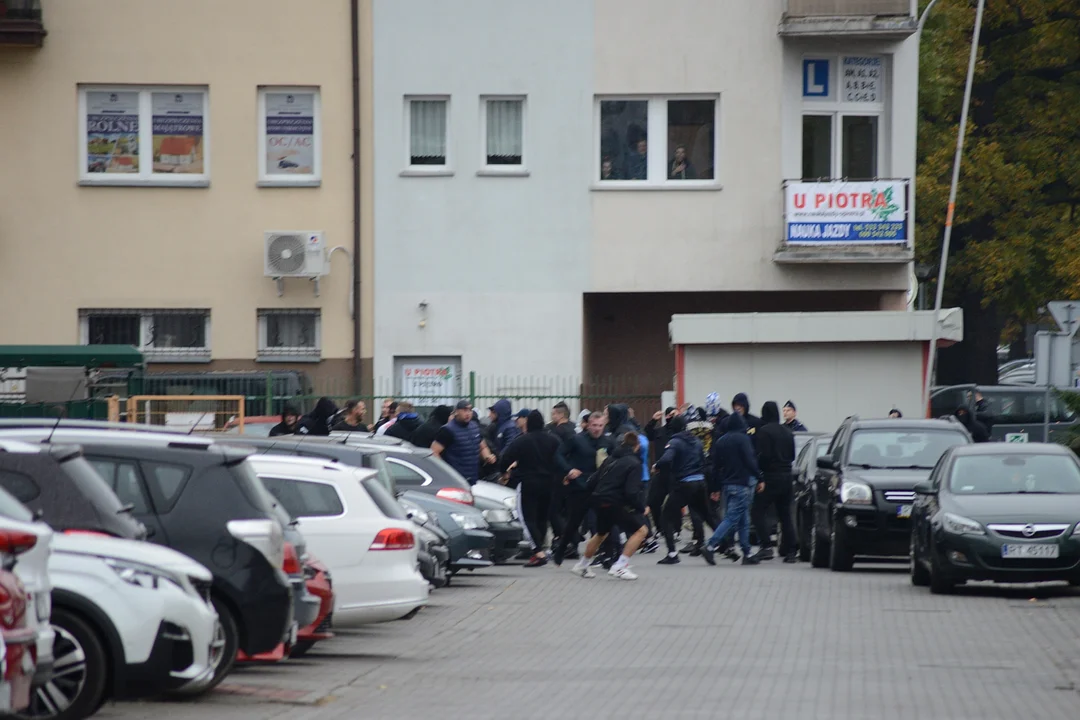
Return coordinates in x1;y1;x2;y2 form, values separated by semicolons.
227;519;285;569
369;528;415;551
0;530;38;556
283;542;302;575
436;488;474;505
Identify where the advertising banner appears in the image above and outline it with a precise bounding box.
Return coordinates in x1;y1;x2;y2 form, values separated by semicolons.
265;92;315;175
86;91;139;174
152;92;204;174
785;180;908;245
401;364;456;402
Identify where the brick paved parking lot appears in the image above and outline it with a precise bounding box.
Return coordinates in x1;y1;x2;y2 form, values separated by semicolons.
100;559;1080;720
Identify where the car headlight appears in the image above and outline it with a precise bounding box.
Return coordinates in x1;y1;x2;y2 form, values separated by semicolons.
942;512;984;536
105;558;183;591
450;512;488;531
839;481;873;505
400;500;432;527
483;508;513;524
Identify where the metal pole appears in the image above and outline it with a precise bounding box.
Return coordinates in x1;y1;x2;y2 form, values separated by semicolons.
921;0;987;417
1043;337;1053;442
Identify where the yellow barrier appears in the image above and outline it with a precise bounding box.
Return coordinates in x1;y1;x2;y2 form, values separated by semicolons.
125;395;245;433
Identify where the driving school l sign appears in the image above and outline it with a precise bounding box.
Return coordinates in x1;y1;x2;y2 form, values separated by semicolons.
784;180;909;245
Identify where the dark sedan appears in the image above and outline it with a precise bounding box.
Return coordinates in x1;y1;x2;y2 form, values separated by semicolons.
792;433;832;561
911;443;1080;594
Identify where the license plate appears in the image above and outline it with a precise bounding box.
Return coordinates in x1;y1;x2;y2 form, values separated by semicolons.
896;505;913;519
1002;544;1059;559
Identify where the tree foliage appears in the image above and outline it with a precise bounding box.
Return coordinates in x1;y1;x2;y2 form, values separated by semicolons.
917;1;1080;369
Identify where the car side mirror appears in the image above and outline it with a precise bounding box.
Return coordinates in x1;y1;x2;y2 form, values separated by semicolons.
914;482;936;495
816;457;835;470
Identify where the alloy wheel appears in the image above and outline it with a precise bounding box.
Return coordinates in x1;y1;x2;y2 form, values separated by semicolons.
208;620;227;675
29;625;86;717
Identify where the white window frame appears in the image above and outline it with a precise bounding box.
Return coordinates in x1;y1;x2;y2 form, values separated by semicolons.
593;94;721;190
257;86;322;187
478;95;528;177
402;95;452;176
257;309;322;363
78;85;210;187
800;55;888;180
78;309;211;363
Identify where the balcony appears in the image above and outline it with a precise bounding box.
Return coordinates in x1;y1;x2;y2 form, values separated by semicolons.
780;0;917;38
0;0;45;47
774;178;914;264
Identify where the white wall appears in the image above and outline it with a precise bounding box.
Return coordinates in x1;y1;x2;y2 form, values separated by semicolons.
372;0;593;384
682;342;925;432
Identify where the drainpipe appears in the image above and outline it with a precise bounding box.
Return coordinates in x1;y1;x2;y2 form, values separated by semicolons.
350;0;363;395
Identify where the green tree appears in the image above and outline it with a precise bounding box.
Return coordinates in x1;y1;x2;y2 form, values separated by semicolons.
917;0;1080;384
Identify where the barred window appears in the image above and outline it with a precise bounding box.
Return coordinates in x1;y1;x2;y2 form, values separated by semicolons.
257;309;321;362
80;309;210;362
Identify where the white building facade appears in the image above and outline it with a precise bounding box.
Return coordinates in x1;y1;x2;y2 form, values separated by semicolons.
372;0;921;403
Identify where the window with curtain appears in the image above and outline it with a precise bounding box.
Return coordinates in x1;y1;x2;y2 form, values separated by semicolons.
485;98;523;166
408;99;447;166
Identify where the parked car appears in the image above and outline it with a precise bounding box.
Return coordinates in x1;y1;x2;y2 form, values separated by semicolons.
808;417;972;571
0;529;39;716
293;553;334;657
247;455;428;625
931;384;1077;442
0;439;146;540
42;533;221;719
792;433;832;561
398;492;493;574
911;443;1080;594
0;426;295;688
414;520;451;588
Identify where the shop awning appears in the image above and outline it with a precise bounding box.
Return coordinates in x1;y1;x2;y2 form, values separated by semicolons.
0;345;144;368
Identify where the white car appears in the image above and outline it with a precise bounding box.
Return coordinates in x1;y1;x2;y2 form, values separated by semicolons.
472;480;518;516
248;455;428;625
39;534;222;719
0;486;54;700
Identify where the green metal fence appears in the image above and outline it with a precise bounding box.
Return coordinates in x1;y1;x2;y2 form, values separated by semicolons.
0;398;110;420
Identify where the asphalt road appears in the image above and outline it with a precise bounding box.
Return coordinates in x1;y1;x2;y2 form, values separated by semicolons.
100;554;1080;720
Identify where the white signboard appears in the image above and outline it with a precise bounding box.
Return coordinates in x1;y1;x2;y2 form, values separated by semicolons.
785;180;908;245
401;364;456;402
1005;432;1028;443
842;56;883;103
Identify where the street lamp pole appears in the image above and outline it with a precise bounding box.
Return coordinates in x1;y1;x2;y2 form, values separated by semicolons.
921;0;987;417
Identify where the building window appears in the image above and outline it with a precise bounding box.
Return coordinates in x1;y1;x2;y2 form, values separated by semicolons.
482;97;525;170
257;310;321;362
79;86;209;187
80;309;211;362
800;55;885;181
596;96;718;187
406;97;449;170
258;87;321;186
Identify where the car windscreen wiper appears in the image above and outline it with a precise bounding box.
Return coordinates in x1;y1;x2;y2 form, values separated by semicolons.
982;490;1062;495
884;464;935;470
851;463;885;469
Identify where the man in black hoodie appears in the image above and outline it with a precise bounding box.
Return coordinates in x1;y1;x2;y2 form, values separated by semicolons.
705;412;760;565
955;405;990;443
750;401;797;562
297;397;337;436
732;393;762;434
269;405;301;437
567;432;649;580
655;416;716;566
411;405;451;448
386;401;422;441
499;410;562;567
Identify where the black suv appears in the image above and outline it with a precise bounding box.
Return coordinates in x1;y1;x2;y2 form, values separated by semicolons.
808;417;971;571
0;424;293;688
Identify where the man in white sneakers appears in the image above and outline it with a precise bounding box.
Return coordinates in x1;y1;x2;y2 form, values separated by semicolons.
569;432;649;580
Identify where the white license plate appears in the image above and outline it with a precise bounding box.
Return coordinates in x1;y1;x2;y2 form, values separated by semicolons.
896;505;913;519
1002;544;1059;559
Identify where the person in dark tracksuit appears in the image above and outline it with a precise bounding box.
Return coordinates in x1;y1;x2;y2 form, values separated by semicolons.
705;412;760;565
655;416;716;566
296;397;338;436
269;405;301;437
750;401;798;563
551;412;613;566
499;410;561;568
546;402;578;557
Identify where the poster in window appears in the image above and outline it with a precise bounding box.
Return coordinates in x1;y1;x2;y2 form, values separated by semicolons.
842;56;882;103
151;92;204;174
265;92;315;175
85;91;139;174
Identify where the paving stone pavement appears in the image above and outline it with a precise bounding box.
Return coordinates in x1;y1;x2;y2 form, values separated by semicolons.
100;557;1080;720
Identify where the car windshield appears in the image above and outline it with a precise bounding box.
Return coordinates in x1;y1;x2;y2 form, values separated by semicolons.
848;430;968;469
950;454;1080;494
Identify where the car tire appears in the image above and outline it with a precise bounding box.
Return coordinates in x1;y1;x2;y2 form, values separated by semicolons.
829;524;854;572
207;595;239;690
810;514;829;569
910;535;930;587
25;608;109;720
797;508;811;562
928;554;955;595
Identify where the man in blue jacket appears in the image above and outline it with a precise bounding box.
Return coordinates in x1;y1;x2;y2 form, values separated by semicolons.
488;398;521;456
703;413;761;565
655;416;716;566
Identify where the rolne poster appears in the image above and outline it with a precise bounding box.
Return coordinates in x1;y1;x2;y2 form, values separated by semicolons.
85;91;139;174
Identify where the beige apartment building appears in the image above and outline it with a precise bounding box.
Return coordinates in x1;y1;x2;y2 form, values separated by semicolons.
0;0;377;393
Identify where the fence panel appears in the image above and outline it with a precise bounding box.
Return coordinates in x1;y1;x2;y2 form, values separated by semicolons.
125;395;246;433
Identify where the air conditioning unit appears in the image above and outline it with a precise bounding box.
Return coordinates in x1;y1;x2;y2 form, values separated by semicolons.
264;231;327;278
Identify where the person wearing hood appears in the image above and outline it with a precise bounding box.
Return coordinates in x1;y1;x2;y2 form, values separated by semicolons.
386;401;422;442
603;404;654;560
704;412;760;565
297;397;338;436
499;410;562;567
682;403;720;555
269;404;301;437
732;393;762;434
955;406;990;442
888;408;903;419
411;405;451;448
568;432;649;580
655;416;716;566
782;401;808;432
488;398;521;456
750;402;797;563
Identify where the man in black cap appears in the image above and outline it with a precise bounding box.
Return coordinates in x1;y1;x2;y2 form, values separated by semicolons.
782;401;808;432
